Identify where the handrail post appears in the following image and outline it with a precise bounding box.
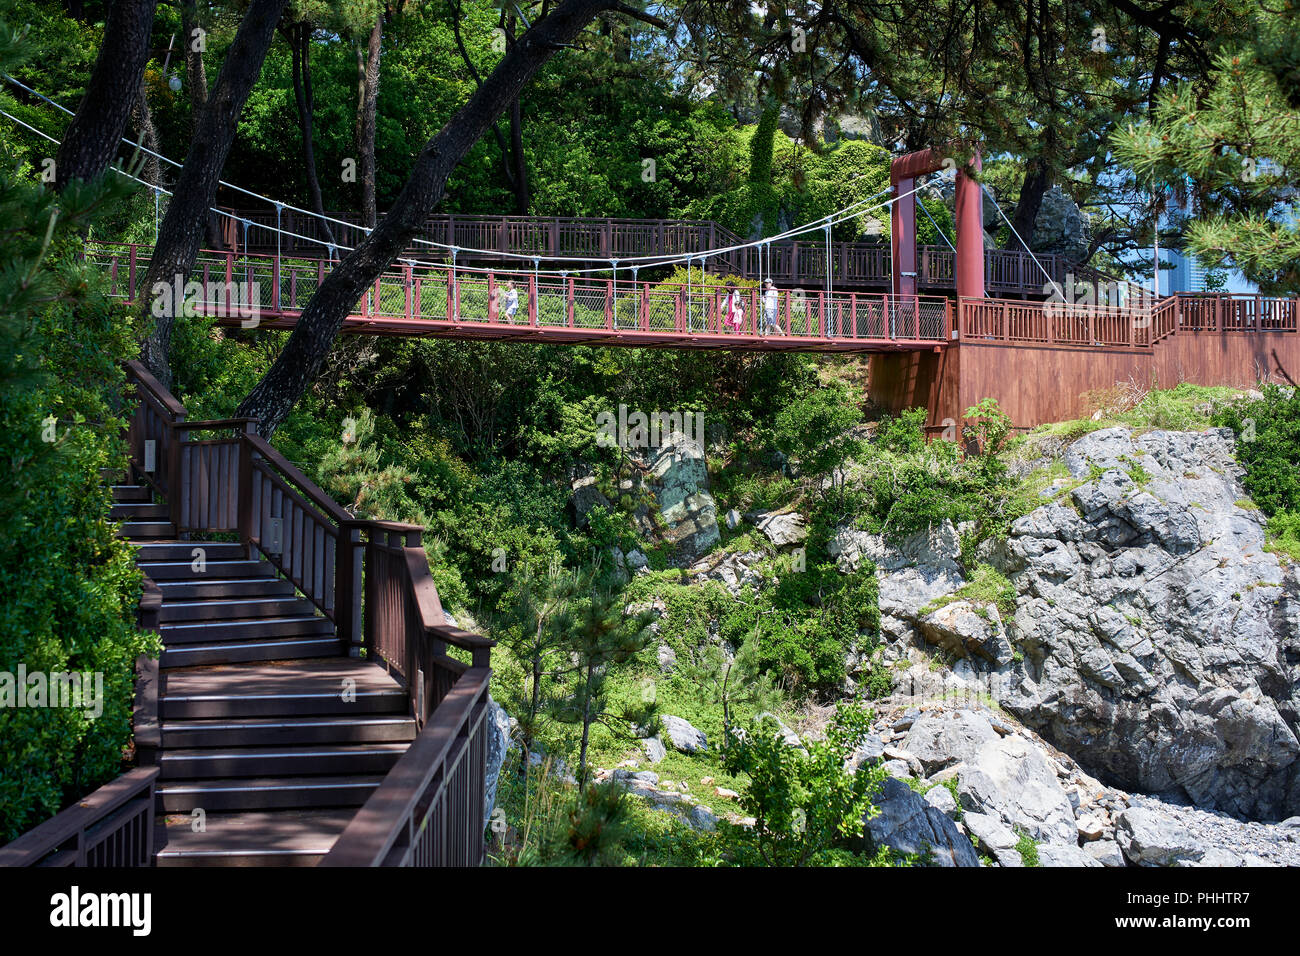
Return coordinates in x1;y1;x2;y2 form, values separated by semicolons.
128;245;138;301
167;414;185;531
337;520;365;657
237;422;257;551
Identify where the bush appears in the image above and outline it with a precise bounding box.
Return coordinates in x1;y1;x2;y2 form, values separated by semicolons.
0;161;158;842
1213;384;1300;517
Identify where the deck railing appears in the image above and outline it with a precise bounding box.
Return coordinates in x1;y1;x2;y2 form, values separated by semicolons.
122;361;495;867
323;527;494;866
957;294;1298;350
0;768;158;867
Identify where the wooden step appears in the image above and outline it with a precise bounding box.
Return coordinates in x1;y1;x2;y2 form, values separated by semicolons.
157;774;386;812
119;520;177;539
161;659;409;719
159;742;407;779
140;558;274;580
110;501;170;520
161;714;416;748
154;809;355;867
160;615;334;644
160;597;319;623
111;484;152;502
134;541;247;562
160;634;339;668
154;578;297;601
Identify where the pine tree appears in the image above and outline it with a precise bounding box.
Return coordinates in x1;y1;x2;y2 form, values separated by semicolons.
1113;10;1300;294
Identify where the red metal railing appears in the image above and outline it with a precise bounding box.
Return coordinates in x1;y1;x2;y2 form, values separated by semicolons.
92;243;952;347
210;208;1067;295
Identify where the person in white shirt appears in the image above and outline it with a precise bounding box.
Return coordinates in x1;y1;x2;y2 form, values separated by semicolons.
503;280;519;322
762;279;784;334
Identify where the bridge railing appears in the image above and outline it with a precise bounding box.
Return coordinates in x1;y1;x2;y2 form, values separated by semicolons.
209;207;1070;295
90;243;952;344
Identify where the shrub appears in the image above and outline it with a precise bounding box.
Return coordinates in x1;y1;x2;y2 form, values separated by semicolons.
0;157;158;841
1213;384;1300;517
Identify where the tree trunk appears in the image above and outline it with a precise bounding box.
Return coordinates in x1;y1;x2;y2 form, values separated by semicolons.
131;75;162;187
56;0;160;190
236;0;618;434
182;0;209;125
289;22;334;245
1005;156;1051;252
140;0;292;386
356;16;383;228
505;14;529;214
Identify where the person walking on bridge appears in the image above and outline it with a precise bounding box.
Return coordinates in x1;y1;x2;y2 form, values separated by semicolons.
723;283;745;332
762;279;785;335
503;279;519;323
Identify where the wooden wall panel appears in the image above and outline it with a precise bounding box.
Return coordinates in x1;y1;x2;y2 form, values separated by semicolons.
1153;330;1300;389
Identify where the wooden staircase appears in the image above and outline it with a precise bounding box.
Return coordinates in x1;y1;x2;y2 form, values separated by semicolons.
108;364;495;868
112;484;417;866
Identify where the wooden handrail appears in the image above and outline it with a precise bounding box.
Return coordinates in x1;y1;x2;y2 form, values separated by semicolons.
134;577;163;767
0;767;158;867
125;360;186;418
243;432;354;525
320;666;492;867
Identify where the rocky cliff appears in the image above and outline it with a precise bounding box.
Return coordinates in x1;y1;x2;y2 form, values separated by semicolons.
834;425;1300;822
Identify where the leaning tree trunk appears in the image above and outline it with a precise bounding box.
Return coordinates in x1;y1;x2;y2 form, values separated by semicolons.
140;0;292;386
182;0;209;125
56;0;160;190
505;13;530;214
356;16;383;228
236;0;618;434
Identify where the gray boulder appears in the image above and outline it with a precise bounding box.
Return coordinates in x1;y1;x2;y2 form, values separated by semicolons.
1083;839;1128;867
569;475;610;528
918;600;1015;666
642;735;666;764
1036;842;1103;867
994;426;1300;820
902;710;1000;775
865;777;981;867
1115;807;1205;866
963;811;1023;867
749;510;808;548
956;735;1079;846
482;697;512;830
661;715;708;753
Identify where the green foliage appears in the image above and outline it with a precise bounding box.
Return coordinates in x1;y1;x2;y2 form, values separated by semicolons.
1014;827;1041;867
1213;384;1300;517
769;380;863;484
1265;512;1300;562
722;702;886;866
1112;11;1300;294
0;75;158;838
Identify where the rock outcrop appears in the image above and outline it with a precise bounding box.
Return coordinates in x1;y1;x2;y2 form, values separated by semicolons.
836;425;1300;822
994;427;1300;820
